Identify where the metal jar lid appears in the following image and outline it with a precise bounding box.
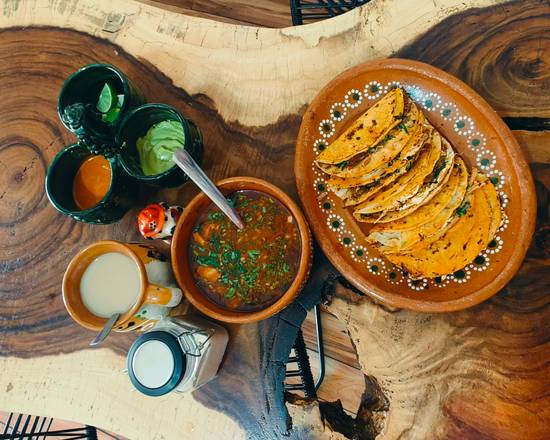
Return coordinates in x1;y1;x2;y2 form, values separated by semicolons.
127;330;186;396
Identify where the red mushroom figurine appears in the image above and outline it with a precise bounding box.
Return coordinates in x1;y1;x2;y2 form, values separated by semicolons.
137;202;183;241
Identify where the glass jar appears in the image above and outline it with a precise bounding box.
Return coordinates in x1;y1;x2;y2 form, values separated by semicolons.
127;315;228;396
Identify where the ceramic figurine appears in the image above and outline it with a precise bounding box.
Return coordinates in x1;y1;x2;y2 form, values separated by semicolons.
137;202;183;241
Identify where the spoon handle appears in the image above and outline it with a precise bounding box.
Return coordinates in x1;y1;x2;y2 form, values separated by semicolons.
173;149;244;229
90;313;120;347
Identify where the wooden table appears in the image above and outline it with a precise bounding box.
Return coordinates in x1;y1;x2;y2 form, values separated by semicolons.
1;0;549;439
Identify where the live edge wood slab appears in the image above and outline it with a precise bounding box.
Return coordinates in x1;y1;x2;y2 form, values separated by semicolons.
0;0;549;439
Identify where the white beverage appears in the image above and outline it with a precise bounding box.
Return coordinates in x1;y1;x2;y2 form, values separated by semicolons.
80;252;141;318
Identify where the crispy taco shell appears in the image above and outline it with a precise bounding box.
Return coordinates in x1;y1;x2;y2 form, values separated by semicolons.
317;102;420;178
384;174;500;278
367;157;469;254
354;135;455;223
314;88;406;166
351;127;444;216
327;112;426;190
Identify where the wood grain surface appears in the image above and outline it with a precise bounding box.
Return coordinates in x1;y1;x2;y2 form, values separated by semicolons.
141;0;292;27
398;0;550;119
1;0;549;439
0;25;298;357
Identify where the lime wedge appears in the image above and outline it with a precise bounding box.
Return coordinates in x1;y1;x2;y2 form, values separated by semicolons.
102;107;120;123
96;83;116;113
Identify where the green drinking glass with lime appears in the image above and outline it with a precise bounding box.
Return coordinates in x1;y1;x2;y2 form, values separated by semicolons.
117;103;203;188
58;63;144;157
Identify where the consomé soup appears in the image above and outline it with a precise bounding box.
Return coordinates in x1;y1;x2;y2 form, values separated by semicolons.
189;190;301;311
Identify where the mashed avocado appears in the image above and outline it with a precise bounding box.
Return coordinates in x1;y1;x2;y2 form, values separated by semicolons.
136;120;185;176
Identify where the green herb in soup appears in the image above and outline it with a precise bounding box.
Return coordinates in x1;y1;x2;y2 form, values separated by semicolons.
189;190;301;311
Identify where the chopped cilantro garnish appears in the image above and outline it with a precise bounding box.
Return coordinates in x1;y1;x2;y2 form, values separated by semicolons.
456;201;470;217
208;211;225;221
247;250;260;260
225;287;236;299
191;191;299;308
374;133;395;148
432;159;447;181
195;255;219;267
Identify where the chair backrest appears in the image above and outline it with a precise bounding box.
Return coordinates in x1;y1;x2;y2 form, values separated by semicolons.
290;0;371;26
1;413;97;440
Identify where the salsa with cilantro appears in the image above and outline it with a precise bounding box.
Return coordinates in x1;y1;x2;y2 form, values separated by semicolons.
189;190;301;311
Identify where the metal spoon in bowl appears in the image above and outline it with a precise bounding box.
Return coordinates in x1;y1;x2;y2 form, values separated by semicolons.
89;313;120;347
173;149;244;229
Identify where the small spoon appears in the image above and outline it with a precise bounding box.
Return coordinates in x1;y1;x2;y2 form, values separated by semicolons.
90;313;120;347
173;149;244;229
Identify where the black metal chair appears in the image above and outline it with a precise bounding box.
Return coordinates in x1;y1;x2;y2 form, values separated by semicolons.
290;0;371;25
284;304;325;398
0;414;98;440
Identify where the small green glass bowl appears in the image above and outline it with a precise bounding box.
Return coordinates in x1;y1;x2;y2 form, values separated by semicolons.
117;103;203;188
57;63;144;156
45;143;138;224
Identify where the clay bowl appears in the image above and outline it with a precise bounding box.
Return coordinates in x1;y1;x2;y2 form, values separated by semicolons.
171;177;312;323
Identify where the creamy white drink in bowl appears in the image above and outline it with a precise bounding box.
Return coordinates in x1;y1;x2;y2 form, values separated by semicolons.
63;240;183;332
80;252;141;318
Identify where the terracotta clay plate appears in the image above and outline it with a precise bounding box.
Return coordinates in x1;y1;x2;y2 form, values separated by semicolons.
295;59;536;312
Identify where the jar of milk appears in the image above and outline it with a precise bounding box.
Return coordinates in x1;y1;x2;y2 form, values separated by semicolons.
126;315;228;396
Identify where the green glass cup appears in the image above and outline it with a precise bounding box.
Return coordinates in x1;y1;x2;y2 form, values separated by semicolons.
117;103;203;188
57;63;144;157
45;143;138;224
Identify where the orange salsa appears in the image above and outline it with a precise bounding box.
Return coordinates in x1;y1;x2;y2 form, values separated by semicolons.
189;190;301;311
72;156;111;210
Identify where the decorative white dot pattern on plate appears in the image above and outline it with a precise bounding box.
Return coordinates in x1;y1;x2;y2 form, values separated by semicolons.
487;169;505;189
499;191;509;209
439;102;458;120
476;148;497;170
467;132;486;152
468;253;491;272
385;268;404;285
344;89;363;108
349;245;368;262
330;103;347;121
313;139;328;155
432;276;451;288
453;116;475;136
451;267;471;284
407;277;429;291
327;214;345;232
366;257;385;275
364;81;383;100
498;214;510;232
318;119;335;138
485;236;504;254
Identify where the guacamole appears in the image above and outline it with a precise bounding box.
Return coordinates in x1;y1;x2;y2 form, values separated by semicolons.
136;120;185;176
